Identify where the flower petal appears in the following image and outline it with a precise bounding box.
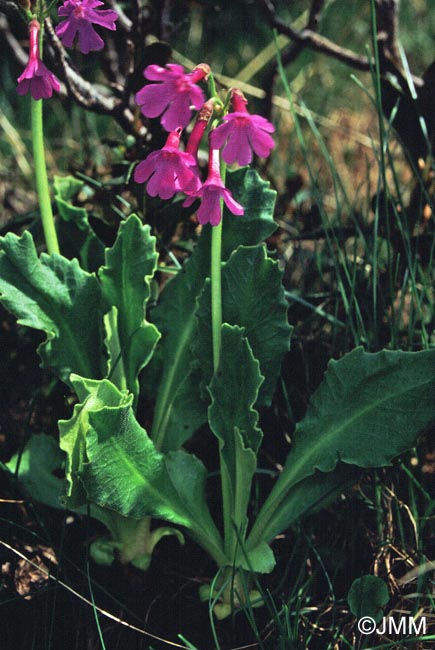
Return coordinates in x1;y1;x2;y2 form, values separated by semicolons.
134;157;156;184
145;63;185;81
77;20;104;53
161;95;192;131
247;125;275;158
209;121;232;150
222;188;244;215
224;128;253;166
16;79;30;96
136;83;172;119
84;8;118;29
197;188;222;226
189;84;205;111
55;19;80;48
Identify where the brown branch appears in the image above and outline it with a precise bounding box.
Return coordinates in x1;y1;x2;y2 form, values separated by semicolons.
375;0;400;65
259;0;373;71
44;17;142;138
280;0;326;68
261;0;328;120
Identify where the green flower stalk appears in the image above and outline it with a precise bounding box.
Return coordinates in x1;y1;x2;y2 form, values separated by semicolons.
185;145;243;368
211;213;223;371
31;96;60;255
20;18;60;255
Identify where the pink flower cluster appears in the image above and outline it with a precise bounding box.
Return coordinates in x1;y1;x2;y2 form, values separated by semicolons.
17;1;118;100
134;65;275;227
56;0;118;54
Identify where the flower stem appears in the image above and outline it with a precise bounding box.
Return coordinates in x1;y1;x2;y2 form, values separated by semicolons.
208;71;218;100
210;162;226;371
31;96;60;255
211;219;223;371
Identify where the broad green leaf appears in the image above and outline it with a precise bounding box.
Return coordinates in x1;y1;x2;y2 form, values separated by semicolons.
221;167;278;259
196;246;291;406
247;347;435;547
103;306;125;392
61;376;227;565
208;325;264;561
5;434;65;509
99;215;160;406
53;175;105;272
208;325;264;454
246;464;360;550
237;542;276;574
150;168;277;451
59;375;129;507
84;403;193;523
54;175;85;203
164;451;228;567
0;231;105;383
155;365;208;450
149;233;210;451
348;576;389;622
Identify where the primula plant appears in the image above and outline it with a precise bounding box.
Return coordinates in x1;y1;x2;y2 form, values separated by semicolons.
1;0;435;634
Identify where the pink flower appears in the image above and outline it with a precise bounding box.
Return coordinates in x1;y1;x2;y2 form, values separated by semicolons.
136;63;210;132
183;146;244;226
17;19;61;100
134;129;201;200
210;89;275;166
56;0;118;54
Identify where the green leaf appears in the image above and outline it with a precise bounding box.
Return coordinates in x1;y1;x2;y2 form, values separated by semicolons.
155;365;208;450
237;542;276;574
282;347;435;480
208;325;264;454
196;246;291;406
59;375;129;507
149;232;210;451
84;404;192;524
221;167;278;259
149;168;277;451
208;325;264;561
164;450;227;566
248;464;360;549
54;175;85;203
60;376;227;565
0;231;105;383
348;576;389;622
247;347;435;547
103;306;125;392
59;374;175;516
5;434;65;509
99;215;160;406
53;175;105;272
